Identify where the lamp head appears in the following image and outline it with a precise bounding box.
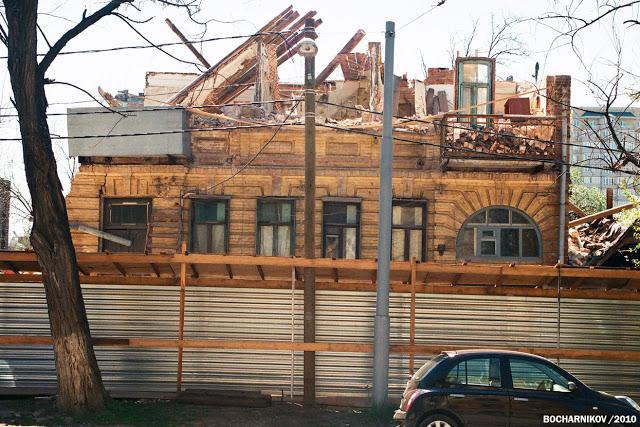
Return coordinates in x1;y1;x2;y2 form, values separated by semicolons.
298;40;318;57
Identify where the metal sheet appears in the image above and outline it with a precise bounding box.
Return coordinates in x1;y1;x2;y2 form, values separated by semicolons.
0;283;638;402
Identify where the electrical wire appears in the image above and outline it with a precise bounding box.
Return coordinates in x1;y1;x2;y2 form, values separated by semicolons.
0;31;298;60
3;95;636;174
396;1;447;32
317;100;640;157
315;122;639;175
0;122;300;142
186;99;302;194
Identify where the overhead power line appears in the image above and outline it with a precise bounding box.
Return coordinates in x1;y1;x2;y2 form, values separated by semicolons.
317;100;640;157
316;122;639;175
0;30;294;60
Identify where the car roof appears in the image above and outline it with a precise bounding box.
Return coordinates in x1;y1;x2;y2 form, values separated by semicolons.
443;349;551;362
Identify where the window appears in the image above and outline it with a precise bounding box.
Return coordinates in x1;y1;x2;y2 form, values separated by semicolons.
190;198;228;254
572;120;580;128
392;200;427;261
445;357;501;388
102;198;151;252
456;58;495;124
322;200;360;259
256;199;295;256
589;120;598;128
457;206;541;260
509;358;571;392
602;176;614;186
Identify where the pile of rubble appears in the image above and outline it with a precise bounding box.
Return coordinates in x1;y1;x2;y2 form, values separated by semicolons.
568;218;626;266
446;123;554;156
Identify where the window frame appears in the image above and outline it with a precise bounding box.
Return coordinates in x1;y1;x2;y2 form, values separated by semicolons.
391;199;427;262
444;356;503;389
507;357;573;393
255;197;296;257
454;57;496;124
456;206;542;262
102;198;151;253
322;199;361;259
189;197;229;254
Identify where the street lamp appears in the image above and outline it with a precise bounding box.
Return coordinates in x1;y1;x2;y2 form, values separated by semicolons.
299;19;317;405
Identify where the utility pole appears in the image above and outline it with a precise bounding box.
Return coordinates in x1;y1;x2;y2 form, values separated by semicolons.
372;21;395;406
299;18;318;405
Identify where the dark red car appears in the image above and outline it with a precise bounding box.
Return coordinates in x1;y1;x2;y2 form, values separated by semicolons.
394;349;640;427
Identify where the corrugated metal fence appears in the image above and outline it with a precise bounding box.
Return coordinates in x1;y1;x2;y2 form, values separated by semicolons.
0;282;639;401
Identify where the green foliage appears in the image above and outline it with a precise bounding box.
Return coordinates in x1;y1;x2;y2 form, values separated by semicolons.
569;168;606;221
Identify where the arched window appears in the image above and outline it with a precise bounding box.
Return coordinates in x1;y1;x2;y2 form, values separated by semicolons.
457;206;541;261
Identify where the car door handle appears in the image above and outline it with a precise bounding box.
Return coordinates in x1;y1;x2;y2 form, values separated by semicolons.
513;397;529;402
450;394;465;398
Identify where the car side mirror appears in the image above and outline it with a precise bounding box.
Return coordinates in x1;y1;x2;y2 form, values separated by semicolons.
568;381;577;392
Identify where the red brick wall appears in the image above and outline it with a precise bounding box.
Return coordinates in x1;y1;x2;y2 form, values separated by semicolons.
425;68;454;85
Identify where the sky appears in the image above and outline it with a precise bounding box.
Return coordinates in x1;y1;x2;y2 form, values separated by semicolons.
1;0;638;240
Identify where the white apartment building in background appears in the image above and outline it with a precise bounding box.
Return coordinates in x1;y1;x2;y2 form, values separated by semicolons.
570;107;640;206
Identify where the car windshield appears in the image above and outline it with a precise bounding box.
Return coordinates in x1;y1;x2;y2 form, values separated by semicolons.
413;353;448;380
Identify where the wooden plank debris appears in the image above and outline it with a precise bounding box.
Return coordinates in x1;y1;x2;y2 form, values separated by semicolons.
316;29;366;86
567;201;586;218
569;203;636;227
97;86;121;108
165;19;211;68
167;6;296;106
212;13;321;106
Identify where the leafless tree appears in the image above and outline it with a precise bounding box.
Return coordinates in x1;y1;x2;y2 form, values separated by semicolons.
446;13;529;69
539;2;640;164
0;0;201;414
446;17;479;68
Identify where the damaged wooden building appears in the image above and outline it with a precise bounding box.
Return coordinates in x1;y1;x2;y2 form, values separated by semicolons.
1;6;639;404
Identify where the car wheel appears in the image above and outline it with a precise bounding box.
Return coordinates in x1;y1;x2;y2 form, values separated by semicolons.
419;414;458;427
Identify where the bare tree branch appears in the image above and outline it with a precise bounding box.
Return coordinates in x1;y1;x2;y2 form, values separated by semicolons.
38;0;133;76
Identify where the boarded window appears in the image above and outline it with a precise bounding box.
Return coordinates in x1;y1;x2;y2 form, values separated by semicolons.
190;199;228;254
391;201;427;261
322;201;361;259
257;199;294;257
457;206;541;261
102;198;151;253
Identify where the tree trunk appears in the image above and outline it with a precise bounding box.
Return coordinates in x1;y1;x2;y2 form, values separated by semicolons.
4;0;109;413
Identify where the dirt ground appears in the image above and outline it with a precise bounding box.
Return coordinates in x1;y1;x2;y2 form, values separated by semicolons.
0;397;397;426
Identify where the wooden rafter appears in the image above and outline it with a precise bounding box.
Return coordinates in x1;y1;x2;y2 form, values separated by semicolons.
150;263;161;278
113;262;127;277
2;252;640;299
190;264;200;279
569;203;636;227
1;335;639;361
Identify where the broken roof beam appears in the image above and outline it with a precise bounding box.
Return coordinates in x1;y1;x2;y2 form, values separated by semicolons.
568;202;636;227
567;201;586;218
98;86;121;108
316;29;366;86
202;12;313;106
197;10;303;108
214;17;323;105
167;6;295;106
165;18;211;68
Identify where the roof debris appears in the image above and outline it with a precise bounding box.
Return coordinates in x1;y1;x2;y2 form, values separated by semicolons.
568;218;639;267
